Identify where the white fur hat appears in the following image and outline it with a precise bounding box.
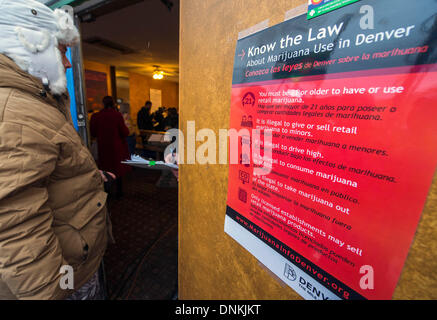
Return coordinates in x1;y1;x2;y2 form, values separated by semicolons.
0;0;80;94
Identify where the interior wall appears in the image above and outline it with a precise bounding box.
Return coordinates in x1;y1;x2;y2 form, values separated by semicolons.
129;72;179;123
179;0;437;300
117;86;130;103
117;76;130;103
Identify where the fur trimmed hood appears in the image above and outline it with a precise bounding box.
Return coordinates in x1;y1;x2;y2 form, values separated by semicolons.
0;0;79;95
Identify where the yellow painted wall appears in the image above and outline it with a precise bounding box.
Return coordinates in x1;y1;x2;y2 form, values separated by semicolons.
117;86;130;103
129;72;179;123
179;0;437;300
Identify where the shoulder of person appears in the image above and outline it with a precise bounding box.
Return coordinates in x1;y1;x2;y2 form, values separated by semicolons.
0;87;69;137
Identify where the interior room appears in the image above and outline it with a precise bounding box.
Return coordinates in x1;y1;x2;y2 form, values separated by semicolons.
75;0;179;299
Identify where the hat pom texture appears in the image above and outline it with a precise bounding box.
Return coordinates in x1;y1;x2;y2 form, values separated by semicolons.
0;0;80;94
54;8;80;46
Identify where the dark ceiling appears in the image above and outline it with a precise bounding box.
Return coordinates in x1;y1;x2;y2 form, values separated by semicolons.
76;0;179;82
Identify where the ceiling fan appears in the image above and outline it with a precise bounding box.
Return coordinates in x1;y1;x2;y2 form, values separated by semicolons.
152;65;178;79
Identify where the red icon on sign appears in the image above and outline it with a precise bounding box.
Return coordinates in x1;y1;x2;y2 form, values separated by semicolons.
239;170;250;184
241;115;253;128
238;188;247;203
242;92;256;107
240;153;250;167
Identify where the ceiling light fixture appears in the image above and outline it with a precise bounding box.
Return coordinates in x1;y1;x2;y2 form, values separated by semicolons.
153;66;164;80
153;71;164;80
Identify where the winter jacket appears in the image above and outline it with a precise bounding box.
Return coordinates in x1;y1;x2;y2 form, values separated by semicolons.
0;54;112;300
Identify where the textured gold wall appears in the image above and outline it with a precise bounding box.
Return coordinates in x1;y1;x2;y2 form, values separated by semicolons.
179;0;437;300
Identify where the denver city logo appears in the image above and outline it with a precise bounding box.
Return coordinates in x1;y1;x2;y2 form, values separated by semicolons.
298;277;330;300
284;263;297;281
284;263;331;299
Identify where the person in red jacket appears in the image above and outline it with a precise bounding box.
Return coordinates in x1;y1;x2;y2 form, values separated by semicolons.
90;96;131;197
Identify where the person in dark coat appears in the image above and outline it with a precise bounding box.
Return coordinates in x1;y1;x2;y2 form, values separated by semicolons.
153;106;166;131
137;100;154;130
163;107;179;130
90;96;131;197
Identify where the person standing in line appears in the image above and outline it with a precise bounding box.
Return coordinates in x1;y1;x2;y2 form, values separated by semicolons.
137;100;154;130
163;107;179;130
0;0;114;300
152;106;166;131
90;96;131;198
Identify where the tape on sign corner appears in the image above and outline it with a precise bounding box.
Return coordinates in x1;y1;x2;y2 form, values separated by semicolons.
284;4;308;21
237;19;270;40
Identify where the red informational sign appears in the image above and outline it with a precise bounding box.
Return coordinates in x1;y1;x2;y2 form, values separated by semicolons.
225;0;437;300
